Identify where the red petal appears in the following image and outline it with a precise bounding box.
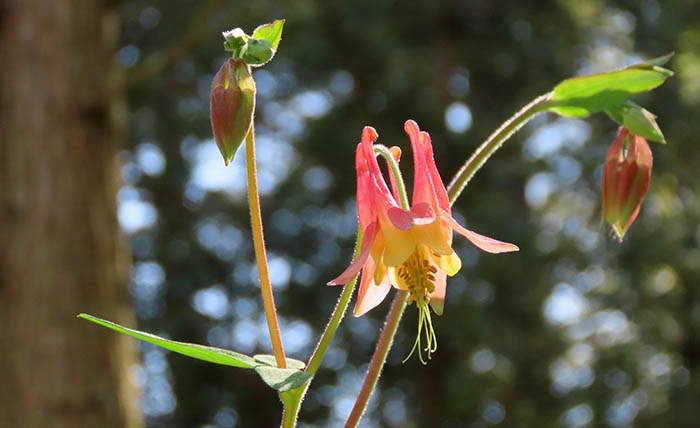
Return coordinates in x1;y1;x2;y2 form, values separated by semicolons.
387;206;414;231
354;257;392;317
405;120;450;213
439;209;519;254
410;202;436;225
327;222;378;285
355;141;375;229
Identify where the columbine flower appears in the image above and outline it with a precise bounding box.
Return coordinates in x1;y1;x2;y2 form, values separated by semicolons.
329;120;518;363
602;127;653;241
210;58;256;166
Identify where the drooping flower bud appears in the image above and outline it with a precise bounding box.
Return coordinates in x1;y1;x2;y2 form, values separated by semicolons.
210;58;256;166
602;127;653;241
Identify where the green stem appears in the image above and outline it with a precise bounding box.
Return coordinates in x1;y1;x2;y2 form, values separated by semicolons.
245;125;287;369
344;290;408;428
447;92;552;204
374;145;410;210
305;226;363;377
280;392;301;428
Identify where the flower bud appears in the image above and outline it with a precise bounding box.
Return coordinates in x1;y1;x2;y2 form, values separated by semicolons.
210;58;256;165
602;127;653;241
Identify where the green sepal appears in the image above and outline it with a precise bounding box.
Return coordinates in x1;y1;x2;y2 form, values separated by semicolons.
545;55;673;117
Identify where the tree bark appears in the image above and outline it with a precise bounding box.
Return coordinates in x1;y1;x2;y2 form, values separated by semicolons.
0;1;142;427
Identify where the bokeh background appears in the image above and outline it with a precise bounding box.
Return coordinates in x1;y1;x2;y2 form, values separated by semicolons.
2;0;699;427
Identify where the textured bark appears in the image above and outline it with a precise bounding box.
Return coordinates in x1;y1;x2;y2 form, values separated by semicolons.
0;1;142;427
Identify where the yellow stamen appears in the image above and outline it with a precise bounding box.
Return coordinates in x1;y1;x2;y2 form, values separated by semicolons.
393;246;439;364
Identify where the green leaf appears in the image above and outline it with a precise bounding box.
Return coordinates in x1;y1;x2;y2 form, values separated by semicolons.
78;314;256;368
644;52;674;67
222;28;248;57
252;19;285;52
79;314;313;392
242;38;275;67
546;60;673;117
254;365;312;392
254;354;306;370
607;102;665;143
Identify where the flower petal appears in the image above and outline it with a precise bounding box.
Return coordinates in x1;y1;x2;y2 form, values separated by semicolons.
432;251;461;277
410;202;436;225
354;257;392;317
439;209;519;254
379;216;417;266
387;206;414;231
327;222;378;285
385;146;402;203
405;120;450;212
428;268;447;315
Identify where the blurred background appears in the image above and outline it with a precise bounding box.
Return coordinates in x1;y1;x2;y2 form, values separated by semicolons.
1;0;699;427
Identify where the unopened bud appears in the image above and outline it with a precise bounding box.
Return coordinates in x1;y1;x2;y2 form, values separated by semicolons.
209;58;256;165
602;127;653;241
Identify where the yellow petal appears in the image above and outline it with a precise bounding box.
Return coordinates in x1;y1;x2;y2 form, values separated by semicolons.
379;217;417;266
433;251;462;276
374;256;387;285
413;218;453;256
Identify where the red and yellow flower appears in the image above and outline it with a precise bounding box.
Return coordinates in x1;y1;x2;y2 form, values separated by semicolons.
329;120;518;362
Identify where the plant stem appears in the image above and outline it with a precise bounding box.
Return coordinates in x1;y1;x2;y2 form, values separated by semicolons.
344;290;408;428
447;92;552;204
305;226;363;377
245;126;287;369
374;145;410;210
280;392;301;428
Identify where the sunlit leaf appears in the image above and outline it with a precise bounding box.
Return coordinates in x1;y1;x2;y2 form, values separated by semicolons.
78;314;256;368
254;354;306;370
254;365;312;392
546;58;673;117
607;102;665;143
252;19;285;52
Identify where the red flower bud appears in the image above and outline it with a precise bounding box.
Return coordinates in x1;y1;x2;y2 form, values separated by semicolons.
602;127;653;241
210;58;256;165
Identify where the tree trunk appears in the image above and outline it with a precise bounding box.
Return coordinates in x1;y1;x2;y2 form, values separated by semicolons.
0;1;142;427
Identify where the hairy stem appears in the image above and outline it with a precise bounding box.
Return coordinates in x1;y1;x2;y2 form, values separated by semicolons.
447;92;552;204
305;226;363;377
345;290;408;428
280;393;301;428
374;145;410;210
245;126;286;368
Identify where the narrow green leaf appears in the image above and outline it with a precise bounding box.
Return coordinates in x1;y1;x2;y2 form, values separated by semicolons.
254;354;306;370
252;19;285;52
546;60;673;117
640;52;674;67
78;314;256;368
254;365;312;392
